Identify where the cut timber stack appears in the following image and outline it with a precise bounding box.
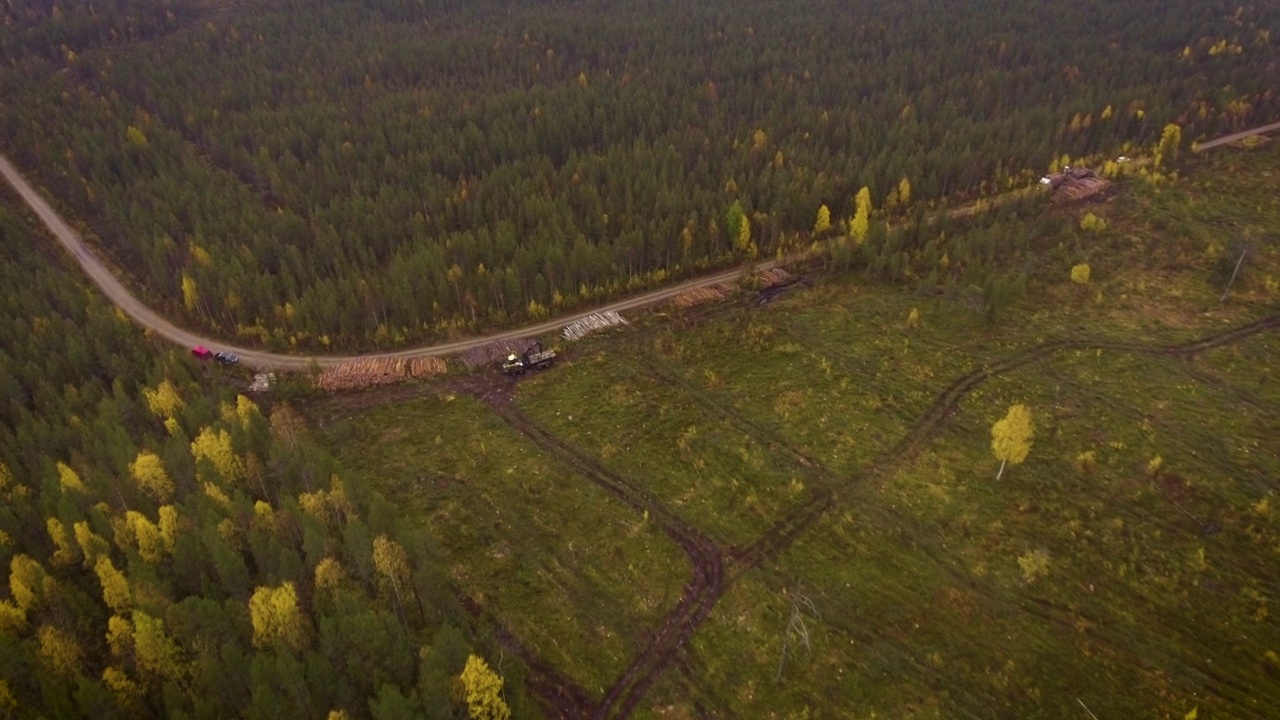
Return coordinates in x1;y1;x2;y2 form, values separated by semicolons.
409;357;447;377
671;267;794;309
757;267;793;288
460;337;538;369
671;285;732;309
1050;167;1112;203
315;356;446;392
562;311;629;341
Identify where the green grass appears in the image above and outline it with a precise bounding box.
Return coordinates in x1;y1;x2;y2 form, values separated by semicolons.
516;355;815;546
661;343;1279;718
304;143;1280;717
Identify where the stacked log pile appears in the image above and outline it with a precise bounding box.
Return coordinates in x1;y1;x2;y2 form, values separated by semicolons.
671;268;795;309
1051;167;1112;203
757;267;793;288
562;311;629;341
460;338;538;369
315;356;446;392
670;284;732;309
409;357;447;377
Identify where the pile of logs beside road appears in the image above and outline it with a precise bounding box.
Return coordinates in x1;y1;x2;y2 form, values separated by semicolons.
314;356;446;392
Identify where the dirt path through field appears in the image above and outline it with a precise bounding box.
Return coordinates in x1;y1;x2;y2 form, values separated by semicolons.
492;314;1279;717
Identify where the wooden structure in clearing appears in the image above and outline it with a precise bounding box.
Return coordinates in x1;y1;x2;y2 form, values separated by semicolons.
1043;167;1112;203
315;356;446;392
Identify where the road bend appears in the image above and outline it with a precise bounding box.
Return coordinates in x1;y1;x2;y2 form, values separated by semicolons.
2;119;1276;370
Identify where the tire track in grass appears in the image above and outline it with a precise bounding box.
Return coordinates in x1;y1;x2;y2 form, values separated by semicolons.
477;385;727;720
457;593;598;718
640;315;1279;715
474;314;1278;717
738;315;1280;572
626;356;840;559
873;509;1279;714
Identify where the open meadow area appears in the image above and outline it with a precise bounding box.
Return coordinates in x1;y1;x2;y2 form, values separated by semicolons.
307;145;1280;717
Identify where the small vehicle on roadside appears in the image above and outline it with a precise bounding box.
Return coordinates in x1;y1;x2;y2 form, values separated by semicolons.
214;351;240;365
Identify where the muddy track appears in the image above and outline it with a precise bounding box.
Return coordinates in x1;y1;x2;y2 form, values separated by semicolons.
628;357;836;483
625;356;845;570
641;314;1279;714
476;390;727;719
1176;356;1272;413
738;315;1280;573
457;594;597;718
472;315;1279;717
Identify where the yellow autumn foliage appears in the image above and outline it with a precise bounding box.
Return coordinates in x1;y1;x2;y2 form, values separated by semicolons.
314;557;345;597
461;654;511;720
249;582;308;651
850;186;872;244
46;517;77;567
102;667;144;705
74;521;110;565
191;427;245;484
130;451;174;503
143;379;184;421
107;615;134;657
9;554;49;612
991;404;1035;479
56;461;87;494
0;601;25;634
37;624;84;677
124;511;166;563
133;611;188;680
95;556;132;613
158;505;179;554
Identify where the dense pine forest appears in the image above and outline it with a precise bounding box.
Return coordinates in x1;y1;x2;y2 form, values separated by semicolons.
0;199;527;717
1;0;1278;348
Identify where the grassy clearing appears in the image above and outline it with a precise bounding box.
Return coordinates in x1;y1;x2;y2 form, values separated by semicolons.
515;354;815;546
307;389;689;696
304;144;1280;717
670;340;1279;718
643;290;969;477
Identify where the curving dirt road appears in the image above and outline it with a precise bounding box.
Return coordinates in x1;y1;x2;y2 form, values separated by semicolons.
3;118;1277;371
0;151;781;370
1194;120;1280;151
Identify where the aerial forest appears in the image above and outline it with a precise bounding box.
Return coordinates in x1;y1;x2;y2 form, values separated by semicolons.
1;0;1277;348
0;198;526;716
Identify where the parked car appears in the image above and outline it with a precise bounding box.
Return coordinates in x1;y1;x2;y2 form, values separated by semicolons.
214;351;240;365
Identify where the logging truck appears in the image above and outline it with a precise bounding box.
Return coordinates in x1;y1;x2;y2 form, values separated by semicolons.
501;341;557;376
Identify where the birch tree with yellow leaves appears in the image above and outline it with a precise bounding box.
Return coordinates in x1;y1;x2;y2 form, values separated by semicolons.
991;404;1034;480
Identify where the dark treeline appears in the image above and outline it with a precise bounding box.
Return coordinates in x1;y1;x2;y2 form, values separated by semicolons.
0;200;526;717
1;0;1276;348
